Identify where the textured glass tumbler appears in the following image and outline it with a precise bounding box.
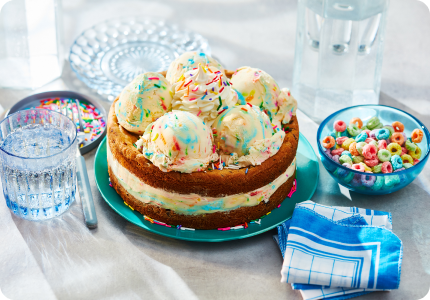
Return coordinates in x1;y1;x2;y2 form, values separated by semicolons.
0;109;77;220
293;0;389;123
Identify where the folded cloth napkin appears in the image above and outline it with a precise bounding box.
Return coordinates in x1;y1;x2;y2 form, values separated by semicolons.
274;201;402;300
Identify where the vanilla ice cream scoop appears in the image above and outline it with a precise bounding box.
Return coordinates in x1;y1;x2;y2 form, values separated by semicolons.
136;110;218;173
115;72;172;134
274;88;298;125
230;67;281;120
171;64;238;127
166;52;225;84
213;104;274;157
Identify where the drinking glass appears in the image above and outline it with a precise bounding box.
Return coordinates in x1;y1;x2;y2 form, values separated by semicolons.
0;109;77;220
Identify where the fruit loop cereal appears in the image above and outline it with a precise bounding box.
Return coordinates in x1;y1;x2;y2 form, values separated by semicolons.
349;117;363;129
392;121;405;132
321;114;425;190
411;129;424;143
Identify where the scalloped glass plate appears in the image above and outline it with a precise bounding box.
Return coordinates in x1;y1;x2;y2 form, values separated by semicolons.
94;133;319;242
69;18;210;101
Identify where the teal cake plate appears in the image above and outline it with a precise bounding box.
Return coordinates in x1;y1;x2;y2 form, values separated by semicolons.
94;133;319;242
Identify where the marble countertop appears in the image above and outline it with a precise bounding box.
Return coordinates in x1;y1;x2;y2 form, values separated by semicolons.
0;1;429;299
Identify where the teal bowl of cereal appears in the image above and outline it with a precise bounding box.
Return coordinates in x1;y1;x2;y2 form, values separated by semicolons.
317;105;429;195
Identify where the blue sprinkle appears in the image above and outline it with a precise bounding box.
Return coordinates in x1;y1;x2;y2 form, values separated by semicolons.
246;168;249;174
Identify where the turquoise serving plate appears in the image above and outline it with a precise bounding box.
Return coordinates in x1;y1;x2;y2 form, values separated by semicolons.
94;133;319;242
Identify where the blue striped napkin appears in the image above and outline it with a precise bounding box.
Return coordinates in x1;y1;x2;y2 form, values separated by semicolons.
274;201;402;300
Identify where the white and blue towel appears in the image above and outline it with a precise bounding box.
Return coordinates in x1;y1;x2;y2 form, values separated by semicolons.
275;201;402;300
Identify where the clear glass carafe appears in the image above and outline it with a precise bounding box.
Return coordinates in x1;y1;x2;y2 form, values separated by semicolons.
293;0;389;123
0;0;63;89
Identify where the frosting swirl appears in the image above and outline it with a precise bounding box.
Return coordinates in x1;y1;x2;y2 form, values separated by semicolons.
171;64;238;127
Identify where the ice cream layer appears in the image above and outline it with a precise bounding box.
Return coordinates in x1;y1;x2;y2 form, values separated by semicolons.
230;67;281;120
166;52;225;84
273;88;297;126
136;110;218;173
115;72;172;134
108;141;296;215
213;105;285;164
171;64;239;127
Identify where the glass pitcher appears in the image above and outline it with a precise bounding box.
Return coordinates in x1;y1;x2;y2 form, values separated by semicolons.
292;0;389;123
0;0;63;89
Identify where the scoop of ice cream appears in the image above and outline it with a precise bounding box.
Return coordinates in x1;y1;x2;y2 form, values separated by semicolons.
213;104;271;156
273;88;297;125
213;105;285;167
115;72;172;134
166;52;225;84
136;110;218;173
230;67;281;120
171;64;238;127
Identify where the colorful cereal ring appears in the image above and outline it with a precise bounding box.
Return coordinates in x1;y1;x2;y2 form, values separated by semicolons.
356;142;367;155
381;161;393;173
332;155;340;163
375;128;390;140
336;136;348;145
334;120;347;132
335;130;348;138
322;136;335;149
341;151;353;159
347;124;361;136
383;125;394;137
366;116;380;130
385;175;400;187
342;163;352;168
377;149;391;162
362;144;377;159
349;142;360;156
341;138;355;150
392;121;404;132
387;143;402;156
369;129;377;139
413;159;420;165
351;174;363;187
394;168;405;173
372;163;383;173
401;154;413;164
361;174;376;187
405;140;417;152
352;163;365;172
403;163;413;169
390;154;403;170
371;176;384;190
378;140;387;150
374;123;383;129
409;147;422;159
364;158;379;167
355;131;368;143
352;155;364;164
391;132;405;146
368;140;378;148
411;129;424;143
331;148;345;156
349;117;363;129
401;147;408;156
339;155;352;165
359;162;372;172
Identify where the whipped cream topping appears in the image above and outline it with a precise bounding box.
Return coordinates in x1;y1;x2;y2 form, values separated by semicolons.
171;64;238;127
108;141;296;215
136;110;218;173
